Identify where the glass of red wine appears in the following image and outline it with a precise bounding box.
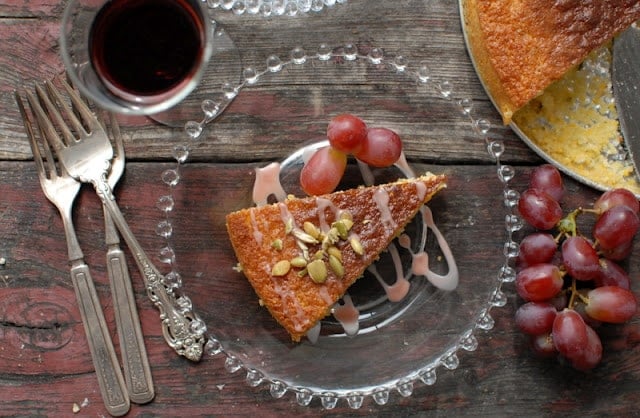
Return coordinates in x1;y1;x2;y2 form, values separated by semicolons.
61;0;241;124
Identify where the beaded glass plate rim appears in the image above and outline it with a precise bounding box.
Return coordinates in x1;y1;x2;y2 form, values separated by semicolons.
155;43;519;409
209;0;348;17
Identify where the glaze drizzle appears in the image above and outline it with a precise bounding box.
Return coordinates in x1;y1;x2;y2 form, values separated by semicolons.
250;152;459;340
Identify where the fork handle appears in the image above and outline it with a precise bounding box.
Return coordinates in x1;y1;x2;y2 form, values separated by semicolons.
106;241;155;404
70;262;130;417
101;193;205;362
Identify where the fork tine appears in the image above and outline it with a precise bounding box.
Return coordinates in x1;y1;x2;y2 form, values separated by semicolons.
15;91;47;180
20;89;63;180
57;77;100;132
36;109;66;180
40;81;85;144
26;85;69;153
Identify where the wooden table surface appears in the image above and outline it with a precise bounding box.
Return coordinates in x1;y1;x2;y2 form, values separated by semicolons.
2;1;640;417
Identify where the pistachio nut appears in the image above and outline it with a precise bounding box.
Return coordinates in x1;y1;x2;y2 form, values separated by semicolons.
350;237;364;256
290;256;308;268
271;260;291;276
327;245;342;261
307;259;328;283
328;254;345;278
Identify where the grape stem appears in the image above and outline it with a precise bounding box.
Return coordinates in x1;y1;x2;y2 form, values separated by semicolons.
567;278;577;308
557;208;581;237
566;278;589;309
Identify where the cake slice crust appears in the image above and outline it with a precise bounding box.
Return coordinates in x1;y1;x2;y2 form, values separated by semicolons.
226;173;447;341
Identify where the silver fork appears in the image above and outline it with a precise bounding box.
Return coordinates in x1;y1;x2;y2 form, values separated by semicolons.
27;79;206;362
100;111;155;404
15;91;130;417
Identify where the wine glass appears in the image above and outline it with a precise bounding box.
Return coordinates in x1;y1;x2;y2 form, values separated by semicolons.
60;0;241;126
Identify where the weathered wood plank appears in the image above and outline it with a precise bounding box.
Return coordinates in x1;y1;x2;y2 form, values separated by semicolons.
2;0;639;416
0;2;538;164
1;161;640;416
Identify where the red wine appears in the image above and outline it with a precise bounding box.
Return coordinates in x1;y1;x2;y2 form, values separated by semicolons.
89;0;206;98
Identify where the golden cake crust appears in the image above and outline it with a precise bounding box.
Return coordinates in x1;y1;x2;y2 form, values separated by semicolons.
463;0;640;124
226;173;447;341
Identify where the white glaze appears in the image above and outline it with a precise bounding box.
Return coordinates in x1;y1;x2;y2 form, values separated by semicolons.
373;187;395;233
249;209;263;245
247;157;459;342
332;294;359;336
253;162;287;207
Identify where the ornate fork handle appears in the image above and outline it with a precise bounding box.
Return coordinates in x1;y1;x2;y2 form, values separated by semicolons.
98;180;205;362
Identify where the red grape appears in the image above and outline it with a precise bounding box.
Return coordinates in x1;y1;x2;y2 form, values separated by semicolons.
529;164;564;201
561;236;600;281
549;292;569;311
355;127;403;167
594;188;639;214
300;146;347;196
518;232;557;266
515;302;557;335
596;259;631;290
552;309;588;359
514;167;638;371
570;325;602;371
573;301;602;329
593;205;640;250
584;286;637;323
531;333;557;358
327;114;367;154
518;189;563;230
515;264;564;302
600;239;633;261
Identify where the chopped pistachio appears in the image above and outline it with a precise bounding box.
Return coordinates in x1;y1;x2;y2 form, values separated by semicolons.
350;237;364;256
293;228;319;244
328;254;345;278
332;220;349;239
339;211;353;222
307;259;328;283
271;260;291;276
271;239;283;251
327;245;342;261
303;221;321;239
290;256;308;268
296;268;309;278
284;217;294;234
296;239;309;251
326;228;340;244
340;218;354;231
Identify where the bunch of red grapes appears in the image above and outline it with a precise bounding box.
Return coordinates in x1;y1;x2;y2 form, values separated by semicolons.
516;164;639;370
300;114;403;196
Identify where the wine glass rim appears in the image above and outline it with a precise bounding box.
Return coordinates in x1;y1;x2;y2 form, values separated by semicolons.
59;0;214;115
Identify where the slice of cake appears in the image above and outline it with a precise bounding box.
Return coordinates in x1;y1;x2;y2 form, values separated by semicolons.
226;173;446;341
462;0;640;124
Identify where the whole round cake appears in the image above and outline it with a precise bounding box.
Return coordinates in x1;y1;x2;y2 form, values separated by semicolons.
462;0;640;124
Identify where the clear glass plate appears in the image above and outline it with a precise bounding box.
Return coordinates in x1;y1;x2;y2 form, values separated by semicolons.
156;43;518;409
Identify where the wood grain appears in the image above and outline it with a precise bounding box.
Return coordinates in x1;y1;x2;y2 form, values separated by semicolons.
2;1;639;417
2;160;640;416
